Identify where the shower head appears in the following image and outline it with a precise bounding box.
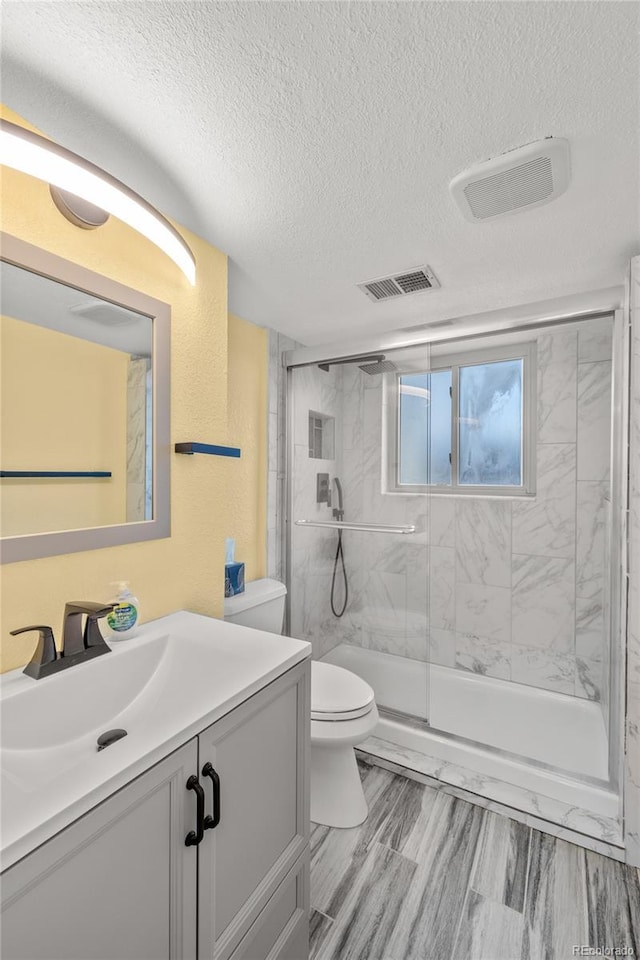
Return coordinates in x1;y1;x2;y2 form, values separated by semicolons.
358;359;398;375
318;353;397;374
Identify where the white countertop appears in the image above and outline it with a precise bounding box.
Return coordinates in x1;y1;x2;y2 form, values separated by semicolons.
0;611;311;871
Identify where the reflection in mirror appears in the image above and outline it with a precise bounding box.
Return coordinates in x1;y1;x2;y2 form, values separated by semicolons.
1;261;153;537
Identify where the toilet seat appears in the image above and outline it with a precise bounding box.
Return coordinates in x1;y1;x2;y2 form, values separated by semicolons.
311;661;375;722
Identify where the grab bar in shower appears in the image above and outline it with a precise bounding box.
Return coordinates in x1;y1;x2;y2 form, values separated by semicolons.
294;520;416;534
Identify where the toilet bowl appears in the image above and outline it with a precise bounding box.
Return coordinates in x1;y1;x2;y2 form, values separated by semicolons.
223;578;379;829
310;661;378;828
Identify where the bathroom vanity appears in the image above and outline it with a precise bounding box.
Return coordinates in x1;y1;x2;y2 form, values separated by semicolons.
0;612;311;960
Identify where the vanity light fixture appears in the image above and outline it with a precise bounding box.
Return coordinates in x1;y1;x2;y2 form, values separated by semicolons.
0;118;196;285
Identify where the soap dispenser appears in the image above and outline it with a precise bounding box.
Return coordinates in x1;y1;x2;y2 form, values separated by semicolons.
106;581;140;640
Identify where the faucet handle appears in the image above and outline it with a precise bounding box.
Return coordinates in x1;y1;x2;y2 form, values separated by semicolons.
9;625;58;680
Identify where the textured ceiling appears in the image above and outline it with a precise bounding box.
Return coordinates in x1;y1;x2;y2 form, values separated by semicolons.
2;1;638;345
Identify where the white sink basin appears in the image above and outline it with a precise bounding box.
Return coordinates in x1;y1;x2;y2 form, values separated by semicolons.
0;610;311;870
1;634;171;751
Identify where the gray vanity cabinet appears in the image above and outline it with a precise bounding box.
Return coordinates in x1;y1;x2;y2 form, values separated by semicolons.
198;662;310;960
0;660;310;960
0;740;199;960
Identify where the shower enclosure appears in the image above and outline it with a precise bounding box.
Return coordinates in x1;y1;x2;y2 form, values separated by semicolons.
286;307;627;848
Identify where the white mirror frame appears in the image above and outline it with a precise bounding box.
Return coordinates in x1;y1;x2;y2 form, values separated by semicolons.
0;232;170;563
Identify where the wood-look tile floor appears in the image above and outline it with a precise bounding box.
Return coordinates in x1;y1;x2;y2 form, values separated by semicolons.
310;760;640;960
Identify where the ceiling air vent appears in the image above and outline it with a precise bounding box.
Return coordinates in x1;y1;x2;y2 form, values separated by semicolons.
450;138;570;222
357;265;440;303
69;301;139;326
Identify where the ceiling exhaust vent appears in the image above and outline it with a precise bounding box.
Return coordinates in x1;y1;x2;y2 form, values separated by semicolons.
357;265;440;303
69;301;139;326
450;138;570;222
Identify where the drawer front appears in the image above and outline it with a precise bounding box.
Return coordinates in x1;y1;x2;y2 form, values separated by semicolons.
231;852;309;960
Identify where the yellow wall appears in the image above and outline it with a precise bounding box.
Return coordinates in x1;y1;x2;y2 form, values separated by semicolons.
1;315;128;535
227;313;267;582
0;106;267;672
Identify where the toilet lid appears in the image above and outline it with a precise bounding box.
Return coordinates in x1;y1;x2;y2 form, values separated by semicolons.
311;662;375;721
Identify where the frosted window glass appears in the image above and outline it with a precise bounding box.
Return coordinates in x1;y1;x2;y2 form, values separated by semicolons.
458;358;523;486
399;371;452;485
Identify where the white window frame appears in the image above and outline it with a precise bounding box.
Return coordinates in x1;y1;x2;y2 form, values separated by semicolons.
384;341;537;497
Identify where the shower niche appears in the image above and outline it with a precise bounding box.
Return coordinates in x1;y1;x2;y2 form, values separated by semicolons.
308;411;334;459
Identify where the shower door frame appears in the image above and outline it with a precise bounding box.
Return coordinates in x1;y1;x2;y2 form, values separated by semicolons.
284;288;628;809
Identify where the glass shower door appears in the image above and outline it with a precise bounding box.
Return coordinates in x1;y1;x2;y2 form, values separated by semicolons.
423;317;615;783
287;341;432;722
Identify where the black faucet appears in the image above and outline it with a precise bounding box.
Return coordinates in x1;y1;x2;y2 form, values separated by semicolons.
10;601;115;680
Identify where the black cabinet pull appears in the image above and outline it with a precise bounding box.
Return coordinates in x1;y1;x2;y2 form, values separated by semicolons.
185;775;205;846
202;762;221;830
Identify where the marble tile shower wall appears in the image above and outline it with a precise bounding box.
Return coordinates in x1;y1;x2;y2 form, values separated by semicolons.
285;320;613;703
365;321;612;702
287;361;349;656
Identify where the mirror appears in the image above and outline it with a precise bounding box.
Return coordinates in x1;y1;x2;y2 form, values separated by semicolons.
0;233;170;563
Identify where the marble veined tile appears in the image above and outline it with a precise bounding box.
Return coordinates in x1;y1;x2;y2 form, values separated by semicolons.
430;498;455;547
428;628;456;667
512;554;575;653
576;481;608;600
578;316;613;362
512;443;576;559
575;657;602;702
511;645;575;696
405;544;429;652
268;411;278;472
361;570;406;654
576;596;605;662
456;582;511;644
126;482;145;523
455;632;511;680
577;360;612;482
455;499;511;587
429;546;455;631
537;327;577;367
537;357;577;444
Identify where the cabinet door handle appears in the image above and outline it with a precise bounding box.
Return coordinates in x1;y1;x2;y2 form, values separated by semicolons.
185;775;205;846
202;762;221;830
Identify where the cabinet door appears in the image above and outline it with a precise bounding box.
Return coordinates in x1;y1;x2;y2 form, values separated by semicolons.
198;660;310;960
1;740;198;960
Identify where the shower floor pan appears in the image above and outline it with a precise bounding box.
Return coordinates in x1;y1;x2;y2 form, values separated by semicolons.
322;643;617;822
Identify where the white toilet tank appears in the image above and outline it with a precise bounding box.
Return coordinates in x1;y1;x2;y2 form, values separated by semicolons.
223;578;287;633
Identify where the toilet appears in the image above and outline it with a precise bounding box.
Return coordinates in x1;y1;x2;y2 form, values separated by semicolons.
223;578;379;828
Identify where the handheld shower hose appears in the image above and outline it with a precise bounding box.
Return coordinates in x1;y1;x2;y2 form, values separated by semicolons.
330;478;348;618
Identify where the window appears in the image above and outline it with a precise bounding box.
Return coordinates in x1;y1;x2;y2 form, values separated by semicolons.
389;343;535;495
